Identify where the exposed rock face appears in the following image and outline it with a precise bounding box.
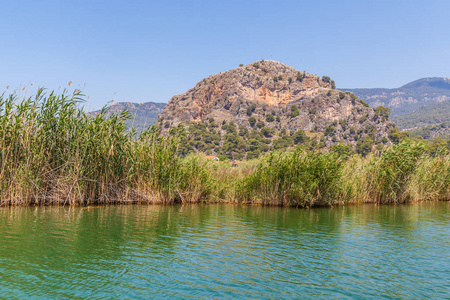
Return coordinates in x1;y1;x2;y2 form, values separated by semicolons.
158;60;393;147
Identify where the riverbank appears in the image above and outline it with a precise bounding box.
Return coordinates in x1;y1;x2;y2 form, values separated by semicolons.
1;91;450;207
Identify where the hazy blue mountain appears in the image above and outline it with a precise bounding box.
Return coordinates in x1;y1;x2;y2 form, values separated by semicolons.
343;77;450;116
89;101;166;132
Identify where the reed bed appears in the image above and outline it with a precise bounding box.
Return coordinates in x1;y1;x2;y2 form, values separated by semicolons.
1;90;449;207
0;90;211;205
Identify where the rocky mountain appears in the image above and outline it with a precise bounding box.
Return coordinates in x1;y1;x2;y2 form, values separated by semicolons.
90;101;166;132
157;60;394;158
344;77;450;116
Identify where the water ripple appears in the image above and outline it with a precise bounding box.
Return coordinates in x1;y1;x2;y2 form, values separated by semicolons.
0;202;448;299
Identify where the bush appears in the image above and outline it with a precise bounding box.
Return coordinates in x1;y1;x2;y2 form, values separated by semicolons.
291;105;300;117
360;99;370;108
248;117;256;127
261;127;274;138
356;136;373;157
293;130;308;144
322;76;331;83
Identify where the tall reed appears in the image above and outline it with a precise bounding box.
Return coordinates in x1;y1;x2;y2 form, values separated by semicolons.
0;90;211;205
236;150;343;207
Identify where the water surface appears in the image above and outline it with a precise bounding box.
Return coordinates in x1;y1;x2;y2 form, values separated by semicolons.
0;202;448;299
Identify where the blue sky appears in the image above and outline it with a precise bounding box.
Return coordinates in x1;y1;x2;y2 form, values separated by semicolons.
1;0;449;108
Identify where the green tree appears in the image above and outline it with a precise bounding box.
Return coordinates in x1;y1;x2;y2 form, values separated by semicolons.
322;76;331;83
261;127;274;138
356;136;373;156
248;117;256;127
239;126;248;136
293;130;308;144
266;113;274;122
388;128;409;144
374;106;391;120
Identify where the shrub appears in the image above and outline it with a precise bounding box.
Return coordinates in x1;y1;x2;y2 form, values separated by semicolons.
248;117;256;127
322;76;331;83
261;127;274;138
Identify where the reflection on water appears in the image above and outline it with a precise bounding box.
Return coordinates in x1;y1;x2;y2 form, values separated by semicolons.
0;202;448;299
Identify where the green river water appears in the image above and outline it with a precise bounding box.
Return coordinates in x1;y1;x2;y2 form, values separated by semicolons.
0;202;448;299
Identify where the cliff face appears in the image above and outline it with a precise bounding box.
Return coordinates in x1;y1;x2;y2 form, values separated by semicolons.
158;60;393;150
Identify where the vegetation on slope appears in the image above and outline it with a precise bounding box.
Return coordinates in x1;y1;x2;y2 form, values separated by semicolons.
391;100;450;129
408;122;450;140
171;111;394;160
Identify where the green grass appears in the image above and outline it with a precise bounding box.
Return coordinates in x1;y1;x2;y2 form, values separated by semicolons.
1;90;449;206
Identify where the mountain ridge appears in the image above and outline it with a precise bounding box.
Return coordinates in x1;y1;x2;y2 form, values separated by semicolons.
343;77;450;115
89;101;166;132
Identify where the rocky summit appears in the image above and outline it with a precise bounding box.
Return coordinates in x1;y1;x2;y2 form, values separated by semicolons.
157;60;395;158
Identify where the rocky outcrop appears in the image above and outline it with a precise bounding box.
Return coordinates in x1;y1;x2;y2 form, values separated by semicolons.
158;60;394;147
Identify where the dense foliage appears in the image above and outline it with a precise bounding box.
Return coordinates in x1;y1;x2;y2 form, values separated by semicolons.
392;100;450;129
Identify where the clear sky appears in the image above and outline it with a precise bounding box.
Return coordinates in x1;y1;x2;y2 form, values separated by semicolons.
1;0;449;108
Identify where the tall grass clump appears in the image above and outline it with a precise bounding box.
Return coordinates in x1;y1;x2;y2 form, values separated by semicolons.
237;149;343;207
406;154;450;201
0;89;136;204
130;128;213;203
340;141;450;204
0;90;212;205
364;141;426;203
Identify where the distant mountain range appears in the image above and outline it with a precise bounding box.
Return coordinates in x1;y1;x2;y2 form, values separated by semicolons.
89;101;166;132
343;77;450;116
344;78;450;134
